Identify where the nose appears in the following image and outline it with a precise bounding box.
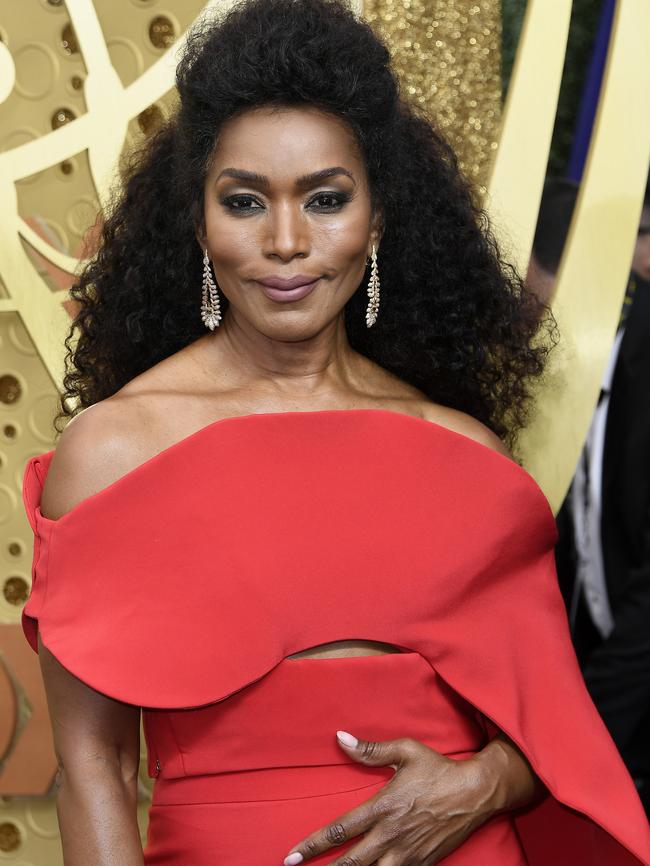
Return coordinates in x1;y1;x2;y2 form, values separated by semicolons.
263;200;310;262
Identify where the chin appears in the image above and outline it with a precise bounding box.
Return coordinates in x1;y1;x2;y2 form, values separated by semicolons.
257;314;332;341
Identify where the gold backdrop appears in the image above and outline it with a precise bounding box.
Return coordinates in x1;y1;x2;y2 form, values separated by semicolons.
363;0;500;191
1;0;649;863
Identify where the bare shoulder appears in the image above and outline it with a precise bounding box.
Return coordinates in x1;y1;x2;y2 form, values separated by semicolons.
419;403;515;463
38;341;202;521
362;362;516;465
360;359;514;463
40;396;152;521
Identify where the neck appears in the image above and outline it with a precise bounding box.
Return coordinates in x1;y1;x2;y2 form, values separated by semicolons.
199;307;366;401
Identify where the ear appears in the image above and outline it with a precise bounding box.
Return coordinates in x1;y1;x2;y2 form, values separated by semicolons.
193;197;208;249
195;220;207;250
368;206;384;256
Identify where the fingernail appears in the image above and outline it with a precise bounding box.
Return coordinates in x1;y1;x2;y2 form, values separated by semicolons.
337;730;358;748
284;853;303;865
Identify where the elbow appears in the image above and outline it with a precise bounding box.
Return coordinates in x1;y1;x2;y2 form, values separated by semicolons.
54;749;139;801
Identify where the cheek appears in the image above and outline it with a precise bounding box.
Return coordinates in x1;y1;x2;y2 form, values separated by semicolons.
315;221;369;264
312;202;373;262
205;211;259;269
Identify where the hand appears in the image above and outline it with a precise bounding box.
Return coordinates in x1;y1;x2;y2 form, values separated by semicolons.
283;730;501;866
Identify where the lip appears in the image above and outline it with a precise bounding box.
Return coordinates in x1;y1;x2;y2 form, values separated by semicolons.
257;274;321;303
258;275;320;290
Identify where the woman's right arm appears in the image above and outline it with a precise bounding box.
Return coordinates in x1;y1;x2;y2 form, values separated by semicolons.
38;635;144;866
37;401;149;864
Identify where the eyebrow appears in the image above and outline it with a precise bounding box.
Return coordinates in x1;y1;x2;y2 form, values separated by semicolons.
215;166;356;189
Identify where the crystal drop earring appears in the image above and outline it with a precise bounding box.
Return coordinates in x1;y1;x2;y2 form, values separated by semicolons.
201;249;222;330
366;243;380;328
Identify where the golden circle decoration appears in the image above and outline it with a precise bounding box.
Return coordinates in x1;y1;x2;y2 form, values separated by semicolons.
65;196;98;236
107;36;144;84
3;576;29;606
0;373;21;404
24;802;61;839
7;320;38;355
60;22;79;56
138;103;164;135
0;821;21;853
13;43;57;100
148;15;177;50
0;484;15;524
51;106;76;129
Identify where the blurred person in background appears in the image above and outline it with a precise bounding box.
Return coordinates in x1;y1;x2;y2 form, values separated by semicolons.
526;178;580;308
528;175;650;817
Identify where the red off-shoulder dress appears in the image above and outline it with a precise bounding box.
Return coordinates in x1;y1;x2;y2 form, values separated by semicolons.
20;409;650;865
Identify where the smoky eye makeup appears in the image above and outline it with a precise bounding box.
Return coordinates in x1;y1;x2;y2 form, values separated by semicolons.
310;191;353;209
219;194;262;212
219;189;353;214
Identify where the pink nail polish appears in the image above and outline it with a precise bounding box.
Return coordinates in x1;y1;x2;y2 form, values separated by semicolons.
337;730;358;748
284;853;303;865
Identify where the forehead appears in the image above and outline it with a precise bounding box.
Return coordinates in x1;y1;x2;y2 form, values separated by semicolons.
209;105;364;178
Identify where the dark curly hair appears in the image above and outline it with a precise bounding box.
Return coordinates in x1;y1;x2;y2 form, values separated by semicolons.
56;0;557;452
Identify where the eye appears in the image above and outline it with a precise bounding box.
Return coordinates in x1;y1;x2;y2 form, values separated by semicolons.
221;194;264;213
308;192;350;211
220;191;351;214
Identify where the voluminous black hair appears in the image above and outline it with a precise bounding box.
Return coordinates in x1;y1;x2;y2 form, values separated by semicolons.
57;0;557;451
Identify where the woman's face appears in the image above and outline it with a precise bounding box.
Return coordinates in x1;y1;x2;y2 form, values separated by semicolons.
201;105;383;340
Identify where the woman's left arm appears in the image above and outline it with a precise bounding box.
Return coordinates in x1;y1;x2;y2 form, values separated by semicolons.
282;730;545;866
473;730;546;811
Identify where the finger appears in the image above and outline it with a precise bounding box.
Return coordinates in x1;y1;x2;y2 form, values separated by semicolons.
283;791;388;864
325;825;390;866
375;855;402;866
336;731;416;769
375;854;403;866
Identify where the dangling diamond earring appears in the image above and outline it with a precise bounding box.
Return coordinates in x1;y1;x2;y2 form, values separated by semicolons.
366;243;380;328
201;249;222;330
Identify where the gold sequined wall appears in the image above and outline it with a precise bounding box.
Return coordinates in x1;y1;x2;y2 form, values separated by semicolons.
363;0;501;191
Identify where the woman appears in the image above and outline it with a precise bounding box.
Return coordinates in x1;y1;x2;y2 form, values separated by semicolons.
20;0;650;863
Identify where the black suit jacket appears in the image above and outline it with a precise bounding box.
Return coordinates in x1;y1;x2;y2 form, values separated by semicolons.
555;277;650;796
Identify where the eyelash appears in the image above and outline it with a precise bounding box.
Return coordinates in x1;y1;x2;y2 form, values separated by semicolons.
220;191;351;214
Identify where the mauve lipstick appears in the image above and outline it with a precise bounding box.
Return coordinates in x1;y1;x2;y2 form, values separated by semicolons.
257;274;321;303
